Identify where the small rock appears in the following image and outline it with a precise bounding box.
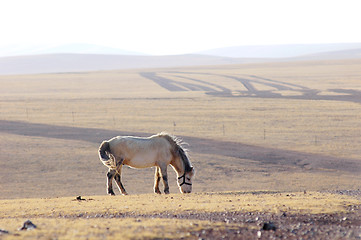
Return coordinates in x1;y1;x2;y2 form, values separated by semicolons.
19;220;37;231
0;229;9;234
262;222;277;231
76;196;85;201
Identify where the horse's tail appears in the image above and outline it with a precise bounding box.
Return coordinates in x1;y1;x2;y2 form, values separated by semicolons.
98;141;116;169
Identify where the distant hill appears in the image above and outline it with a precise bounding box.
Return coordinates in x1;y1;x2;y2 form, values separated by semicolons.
0;43;145;57
0;53;258;75
1;45;361;75
197;43;361;58
292;48;361;61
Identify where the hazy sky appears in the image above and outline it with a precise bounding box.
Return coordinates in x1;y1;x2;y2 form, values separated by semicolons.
1;0;360;55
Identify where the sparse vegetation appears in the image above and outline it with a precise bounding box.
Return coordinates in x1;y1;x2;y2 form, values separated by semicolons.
0;59;361;238
0;192;360;239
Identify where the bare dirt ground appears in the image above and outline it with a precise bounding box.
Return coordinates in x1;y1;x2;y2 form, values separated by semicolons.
184;210;361;239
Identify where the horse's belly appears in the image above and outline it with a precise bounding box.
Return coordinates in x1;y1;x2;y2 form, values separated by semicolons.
125;151;158;169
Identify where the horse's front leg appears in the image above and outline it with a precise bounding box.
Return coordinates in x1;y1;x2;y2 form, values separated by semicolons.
107;169;116;196
154;167;162;194
114;165;128;195
159;165;170;194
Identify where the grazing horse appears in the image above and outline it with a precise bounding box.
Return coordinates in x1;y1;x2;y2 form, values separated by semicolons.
98;133;195;195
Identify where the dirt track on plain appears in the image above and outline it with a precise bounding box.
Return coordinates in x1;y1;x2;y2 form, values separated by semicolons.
140;71;361;103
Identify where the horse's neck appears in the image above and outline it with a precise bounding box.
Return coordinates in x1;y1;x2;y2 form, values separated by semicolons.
172;157;185;177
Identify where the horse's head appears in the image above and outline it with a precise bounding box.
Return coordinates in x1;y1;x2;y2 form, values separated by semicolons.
178;167;195;193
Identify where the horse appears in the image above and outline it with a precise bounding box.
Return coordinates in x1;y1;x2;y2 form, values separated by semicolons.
98;133;195;195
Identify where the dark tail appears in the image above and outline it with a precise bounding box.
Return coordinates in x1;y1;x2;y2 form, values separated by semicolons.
98;141;116;169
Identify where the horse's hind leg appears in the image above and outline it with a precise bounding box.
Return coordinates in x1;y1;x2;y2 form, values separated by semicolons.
159;164;170;194
154;167;162;194
107;169;116;196
113;166;128;195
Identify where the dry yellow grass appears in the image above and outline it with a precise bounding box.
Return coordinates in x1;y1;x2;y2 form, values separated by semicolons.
0;192;359;239
0;192;358;217
1;58;361;199
1;59;361;160
2;94;361;160
0;217;212;240
1;131;359;198
1;59;361;239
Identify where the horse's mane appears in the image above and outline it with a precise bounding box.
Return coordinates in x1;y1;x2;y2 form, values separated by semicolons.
155;132;193;172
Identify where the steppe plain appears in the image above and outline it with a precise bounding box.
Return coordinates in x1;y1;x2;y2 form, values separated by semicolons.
0;58;361;239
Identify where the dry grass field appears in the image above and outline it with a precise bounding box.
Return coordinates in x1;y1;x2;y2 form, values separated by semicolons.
0;192;360;239
1;58;361;238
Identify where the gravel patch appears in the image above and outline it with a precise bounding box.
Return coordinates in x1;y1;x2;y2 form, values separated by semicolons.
56;203;361;239
321;189;361;198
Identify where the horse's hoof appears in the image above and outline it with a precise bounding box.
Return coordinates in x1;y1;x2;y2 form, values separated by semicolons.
154;189;161;194
108;191;115;196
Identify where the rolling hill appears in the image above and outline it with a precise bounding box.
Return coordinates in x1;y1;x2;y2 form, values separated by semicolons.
0;53;261;75
0;43;145;57
197;42;361;58
1;45;361;75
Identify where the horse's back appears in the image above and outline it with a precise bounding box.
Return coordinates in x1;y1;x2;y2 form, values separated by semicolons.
107;135;173;168
109;135;169;150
